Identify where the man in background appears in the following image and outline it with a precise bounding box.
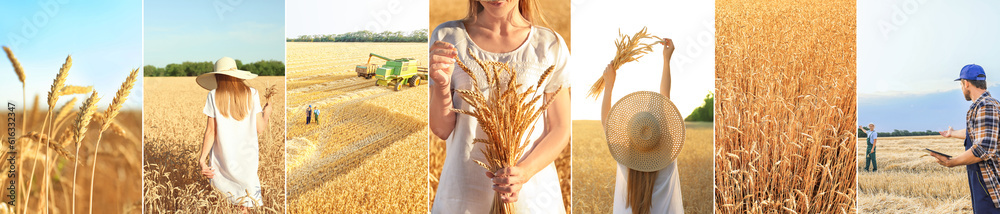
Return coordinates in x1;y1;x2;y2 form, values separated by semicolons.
860;123;878;171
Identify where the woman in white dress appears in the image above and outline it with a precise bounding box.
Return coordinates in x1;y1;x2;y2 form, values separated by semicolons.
428;0;571;213
601;38;684;214
196;57;273;213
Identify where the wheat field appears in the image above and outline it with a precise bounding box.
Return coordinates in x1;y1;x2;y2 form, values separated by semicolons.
285;42;429;213
142;76;286;213
715;0;857;213
572;120;713;213
857;136;972;213
4;48;142;213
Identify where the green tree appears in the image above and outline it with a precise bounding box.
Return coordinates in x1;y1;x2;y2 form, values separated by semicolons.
685;93;714;122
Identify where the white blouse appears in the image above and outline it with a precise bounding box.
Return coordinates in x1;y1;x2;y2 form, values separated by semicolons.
430;20;570;214
203;88;263;207
612;162;684;213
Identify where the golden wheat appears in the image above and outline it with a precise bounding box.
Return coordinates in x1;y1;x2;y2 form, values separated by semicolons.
89;68;137;213
715;0;857;213
450;48;561;214
71;91;99;212
59;85;94;96
7;51;141;213
587;27;660;99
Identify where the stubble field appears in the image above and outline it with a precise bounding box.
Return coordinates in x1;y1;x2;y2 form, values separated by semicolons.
285;42;429;213
857;136;971;213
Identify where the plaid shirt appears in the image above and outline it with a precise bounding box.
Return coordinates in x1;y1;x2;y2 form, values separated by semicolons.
968;91;1000;208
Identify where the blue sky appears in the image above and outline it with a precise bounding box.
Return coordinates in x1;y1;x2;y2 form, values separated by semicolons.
144;0;285;67
571;0;714;120
858;0;1000;131
286;0;429;37
0;1;142;110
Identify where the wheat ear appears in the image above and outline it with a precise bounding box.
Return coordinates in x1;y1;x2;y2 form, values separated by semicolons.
71;91;98;212
89;68;137;214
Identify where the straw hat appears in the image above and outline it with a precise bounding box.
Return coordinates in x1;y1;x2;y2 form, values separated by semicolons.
605;91;685;172
195;57;258;90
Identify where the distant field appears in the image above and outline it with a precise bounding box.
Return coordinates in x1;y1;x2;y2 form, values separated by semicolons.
857;136;972;213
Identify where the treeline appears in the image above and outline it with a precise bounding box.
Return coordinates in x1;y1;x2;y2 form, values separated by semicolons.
143;60;284;77
287;29;428;43
857;129;940;137
685;93;714;122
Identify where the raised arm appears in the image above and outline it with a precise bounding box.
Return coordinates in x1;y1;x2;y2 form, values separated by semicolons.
660;38;675;98
199;117;217;179
429;41;459;140
601;63;616;126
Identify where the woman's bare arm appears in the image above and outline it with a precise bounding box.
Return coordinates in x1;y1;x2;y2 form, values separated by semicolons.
257;102;271;135
199;117;217;178
601;64;616;126
429;41;459;139
660;38;675;98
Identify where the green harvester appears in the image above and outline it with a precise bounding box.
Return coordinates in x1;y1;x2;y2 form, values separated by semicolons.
355;53;428;91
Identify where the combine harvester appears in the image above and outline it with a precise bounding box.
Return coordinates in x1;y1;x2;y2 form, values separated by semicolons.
355;53;428;91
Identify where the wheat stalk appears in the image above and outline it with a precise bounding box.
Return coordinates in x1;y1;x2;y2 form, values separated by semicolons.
450;48;561;214
89;68;137;214
71;91;98;213
3;46;25;83
60;85;94;96
24;55;71;214
3;47;27;214
587;27;661;99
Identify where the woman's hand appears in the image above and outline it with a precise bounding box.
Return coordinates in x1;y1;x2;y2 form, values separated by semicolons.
602;63;616;85
430;41;458;88
661;38;675;62
200;162;215;179
487;167;532;203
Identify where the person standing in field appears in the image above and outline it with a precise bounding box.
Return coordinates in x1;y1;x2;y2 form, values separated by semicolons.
196;57;272;213
306;105;312;125
932;64;1000;213
427;0;571;212
313;109;320;124
600;38;684;213
860;123;878;172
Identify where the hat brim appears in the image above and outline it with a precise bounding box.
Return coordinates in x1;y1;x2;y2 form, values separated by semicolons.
605;91;685;172
196;70;258;90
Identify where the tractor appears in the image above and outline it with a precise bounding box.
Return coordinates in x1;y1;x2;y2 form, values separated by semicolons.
355;53;428;91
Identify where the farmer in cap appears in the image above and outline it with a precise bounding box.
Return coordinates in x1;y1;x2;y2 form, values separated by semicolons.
860;123;878;171
306;105;312;125
932;64;1000;213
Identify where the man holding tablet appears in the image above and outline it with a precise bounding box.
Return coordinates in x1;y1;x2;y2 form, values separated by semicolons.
933;64;1000;213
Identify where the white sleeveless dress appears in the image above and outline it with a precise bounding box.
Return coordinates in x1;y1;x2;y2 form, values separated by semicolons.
430;20;571;214
202;88;263;207
612;162;684;213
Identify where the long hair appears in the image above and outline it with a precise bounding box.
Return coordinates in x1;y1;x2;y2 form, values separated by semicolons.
627;168;658;214
214;74;252;121
463;0;550;28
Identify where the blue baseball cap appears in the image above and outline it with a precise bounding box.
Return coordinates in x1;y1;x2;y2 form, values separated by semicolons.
955;64;986;81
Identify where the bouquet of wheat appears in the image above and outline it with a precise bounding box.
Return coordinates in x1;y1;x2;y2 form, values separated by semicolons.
450;48;562;214
587;27;662;99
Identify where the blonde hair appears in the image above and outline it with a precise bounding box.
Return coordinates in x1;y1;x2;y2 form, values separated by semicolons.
463;0;550;28
215;74;252;121
627;169;657;214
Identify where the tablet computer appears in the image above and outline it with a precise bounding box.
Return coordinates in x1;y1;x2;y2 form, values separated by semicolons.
925;148;952;159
